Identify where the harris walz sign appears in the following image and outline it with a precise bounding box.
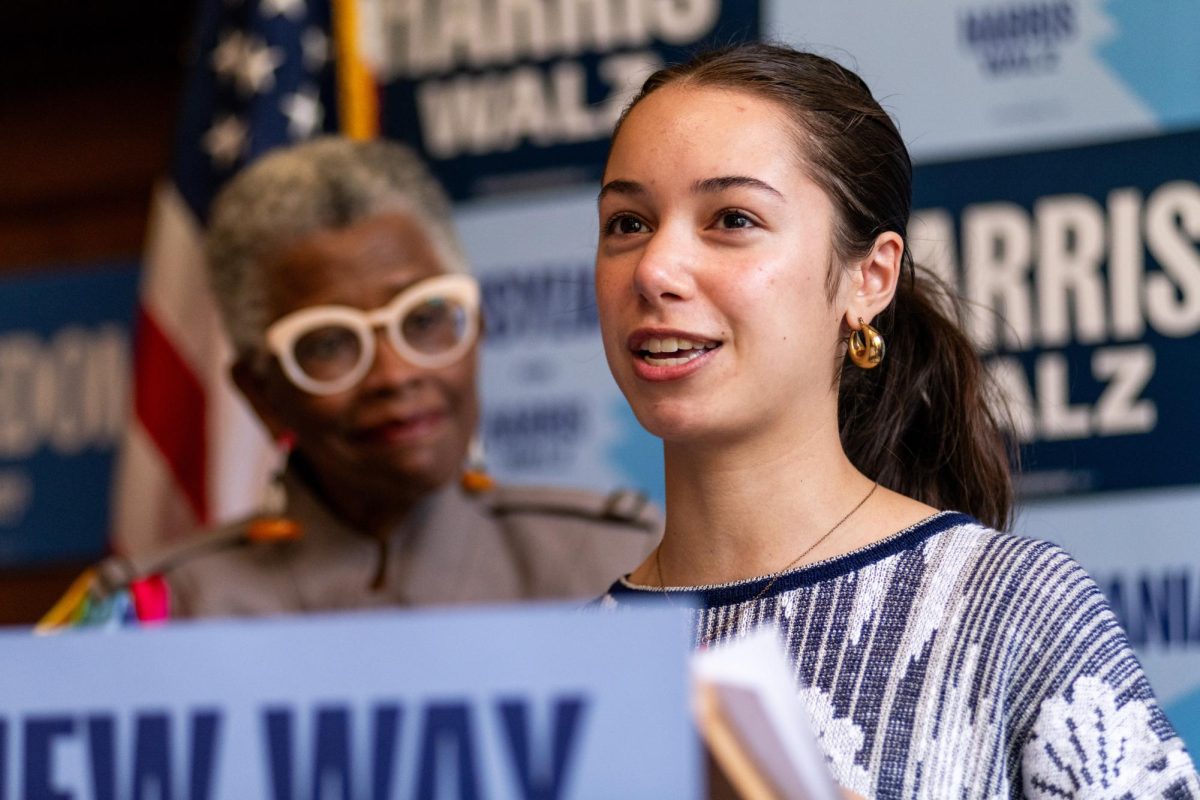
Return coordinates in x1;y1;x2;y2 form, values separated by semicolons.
910;127;1200;496
359;0;761;200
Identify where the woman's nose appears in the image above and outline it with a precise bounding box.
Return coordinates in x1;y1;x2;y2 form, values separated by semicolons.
359;329;420;393
631;224;695;306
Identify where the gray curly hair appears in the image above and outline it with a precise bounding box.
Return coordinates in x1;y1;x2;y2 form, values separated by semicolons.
206;136;467;357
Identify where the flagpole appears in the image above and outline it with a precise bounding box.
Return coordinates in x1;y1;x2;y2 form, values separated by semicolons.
332;0;379;140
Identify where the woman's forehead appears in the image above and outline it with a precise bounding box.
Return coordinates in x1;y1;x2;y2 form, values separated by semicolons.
603;86;810;203
608;85;800;175
265;213;450;310
623;84;792;135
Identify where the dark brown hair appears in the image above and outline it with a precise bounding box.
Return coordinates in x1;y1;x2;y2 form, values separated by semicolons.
616;42;1014;529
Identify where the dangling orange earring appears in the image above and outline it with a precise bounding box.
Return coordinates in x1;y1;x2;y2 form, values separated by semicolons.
246;433;303;542
460;435;495;493
848;317;885;369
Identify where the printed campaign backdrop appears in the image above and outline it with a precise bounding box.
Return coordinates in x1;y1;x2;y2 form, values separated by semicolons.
357;0;762;200
768;0;1200;159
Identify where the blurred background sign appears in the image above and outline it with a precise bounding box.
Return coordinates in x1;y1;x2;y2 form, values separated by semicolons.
911;127;1200;496
362;0;762;200
0;265;137;566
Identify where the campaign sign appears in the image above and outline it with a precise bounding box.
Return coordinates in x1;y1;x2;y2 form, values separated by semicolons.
769;0;1200;162
909;127;1200;496
360;0;760;200
455;188;666;505
0;264;138;566
0;603;698;798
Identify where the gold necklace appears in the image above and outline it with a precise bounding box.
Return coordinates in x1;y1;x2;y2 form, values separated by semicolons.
656;482;879;641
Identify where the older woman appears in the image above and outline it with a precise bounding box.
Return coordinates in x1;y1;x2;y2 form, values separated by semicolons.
49;136;656;624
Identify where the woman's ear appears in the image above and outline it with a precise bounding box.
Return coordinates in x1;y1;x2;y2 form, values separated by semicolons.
231;357;292;440
844;231;903;328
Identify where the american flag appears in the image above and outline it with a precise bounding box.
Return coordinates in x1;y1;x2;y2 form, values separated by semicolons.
111;0;347;555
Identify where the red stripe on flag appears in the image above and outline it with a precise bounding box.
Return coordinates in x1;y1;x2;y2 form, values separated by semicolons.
133;306;209;524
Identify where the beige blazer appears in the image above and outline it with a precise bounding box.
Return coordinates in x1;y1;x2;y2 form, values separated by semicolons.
95;471;661;619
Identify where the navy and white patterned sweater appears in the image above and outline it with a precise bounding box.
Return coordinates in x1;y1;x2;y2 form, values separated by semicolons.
604;512;1200;798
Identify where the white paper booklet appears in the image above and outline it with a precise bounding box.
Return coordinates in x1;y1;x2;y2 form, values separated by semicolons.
692;627;843;800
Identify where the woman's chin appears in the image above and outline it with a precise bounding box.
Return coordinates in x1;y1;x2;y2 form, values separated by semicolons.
633;405;718;444
634;401;766;450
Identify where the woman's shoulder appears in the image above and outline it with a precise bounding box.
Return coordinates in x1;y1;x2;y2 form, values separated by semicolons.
934;515;1096;589
930;518;1146;704
916;514;1112;617
914;519;1200;795
808;510;1078;593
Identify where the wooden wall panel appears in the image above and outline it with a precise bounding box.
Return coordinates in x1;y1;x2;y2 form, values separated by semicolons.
0;77;176;270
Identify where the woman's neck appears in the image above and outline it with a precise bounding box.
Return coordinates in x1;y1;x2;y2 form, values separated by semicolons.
648;418;877;587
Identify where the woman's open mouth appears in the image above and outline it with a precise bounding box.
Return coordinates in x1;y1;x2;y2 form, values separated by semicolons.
637;335;720;366
628;332;722;380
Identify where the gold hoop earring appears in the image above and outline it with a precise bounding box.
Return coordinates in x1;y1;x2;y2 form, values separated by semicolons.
848;318;885;369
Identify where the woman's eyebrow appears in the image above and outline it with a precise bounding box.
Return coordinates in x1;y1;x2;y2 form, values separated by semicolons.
597;179;646;204
597;175;783;204
693;175;783;198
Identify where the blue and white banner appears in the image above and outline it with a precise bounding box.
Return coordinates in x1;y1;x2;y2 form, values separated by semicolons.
0;604;698;798
768;0;1200;161
910;127;1200;496
360;0;761;200
460;190;665;505
0;264;137;566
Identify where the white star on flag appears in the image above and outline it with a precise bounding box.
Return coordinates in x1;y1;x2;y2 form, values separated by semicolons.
235;37;285;96
302;27;330;72
211;30;248;83
260;0;306;21
281;86;324;140
203;115;249;168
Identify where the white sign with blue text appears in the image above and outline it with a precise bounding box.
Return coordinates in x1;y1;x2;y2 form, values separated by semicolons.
0;603;698;799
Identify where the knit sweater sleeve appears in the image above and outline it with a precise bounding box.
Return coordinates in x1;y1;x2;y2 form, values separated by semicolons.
1015;547;1199;798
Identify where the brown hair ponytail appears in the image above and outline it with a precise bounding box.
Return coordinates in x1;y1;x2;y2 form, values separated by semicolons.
618;42;1015;529
839;267;1014;530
